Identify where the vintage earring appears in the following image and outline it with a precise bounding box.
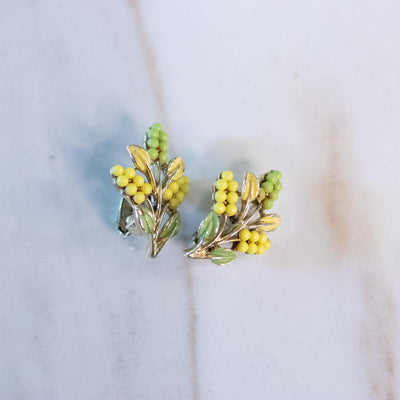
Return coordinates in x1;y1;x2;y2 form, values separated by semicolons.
110;123;189;257
184;170;281;265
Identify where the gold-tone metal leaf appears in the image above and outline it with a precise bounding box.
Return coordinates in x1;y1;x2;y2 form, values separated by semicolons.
126;145;151;174
117;198;133;236
258;214;281;231
241;172;259;201
167;157;185;181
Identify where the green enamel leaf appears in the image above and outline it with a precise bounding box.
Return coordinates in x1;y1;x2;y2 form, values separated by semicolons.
160;212;181;239
198;211;219;240
137;207;155;234
210;248;237;265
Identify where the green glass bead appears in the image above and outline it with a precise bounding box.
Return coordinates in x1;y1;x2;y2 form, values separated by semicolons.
266;173;278;185
151;123;162;131
148;127;160;139
274;182;282;192
262;181;274;193
159;141;168;152
263;199;274;209
159;131;168;141
148;148;159;160
147;138;159;148
274;171;282;181
269;190;279;201
159;151;168;164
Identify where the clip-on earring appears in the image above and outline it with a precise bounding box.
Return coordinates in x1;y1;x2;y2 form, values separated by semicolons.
110;123;189;257
184;170;281;265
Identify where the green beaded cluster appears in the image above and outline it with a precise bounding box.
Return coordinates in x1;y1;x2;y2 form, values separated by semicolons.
145;123;169;164
258;170;282;210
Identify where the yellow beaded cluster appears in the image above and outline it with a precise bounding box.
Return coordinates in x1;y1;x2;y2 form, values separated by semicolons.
110;165;153;205
164;175;190;210
212;170;239;216
236;229;271;255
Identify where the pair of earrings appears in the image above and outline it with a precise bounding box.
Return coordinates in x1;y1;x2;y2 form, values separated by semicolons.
110;123;282;265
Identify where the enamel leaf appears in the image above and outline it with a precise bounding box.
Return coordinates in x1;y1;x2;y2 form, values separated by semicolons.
160;213;181;239
198;211;219;240
210;248;237;265
241;172;259;201
259;214;281;231
166;157;185;181
127;145;151;174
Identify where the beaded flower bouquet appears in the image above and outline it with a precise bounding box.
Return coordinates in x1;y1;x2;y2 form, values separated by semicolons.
184;170;281;265
110;123;189;257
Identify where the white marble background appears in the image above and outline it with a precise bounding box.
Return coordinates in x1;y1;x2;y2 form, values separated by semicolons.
1;0;399;399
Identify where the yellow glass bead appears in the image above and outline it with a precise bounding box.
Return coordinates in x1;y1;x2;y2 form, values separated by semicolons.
258;232;268;244
236;241;249;253
169;181;179;193
239;229;251;241
227;192;238;204
215;179;228;191
247;243;258;254
116;175;129;187
110;165;124;177
183;176;190;184
256;244;266;255
169;198;180;209
249;231;260;243
177;177;185;186
181;184;190;195
141;183;152;195
225;204;237;216
133;175;145;187
265;239;272;250
176;191;185;202
227;180;238;192
125;183;137;196
124;167;136;180
163;188;173;200
214;190;227;202
213;202;226;214
134;192;145;204
221;170;233;181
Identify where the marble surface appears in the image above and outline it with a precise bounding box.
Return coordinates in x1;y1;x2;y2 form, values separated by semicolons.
1;0;399;399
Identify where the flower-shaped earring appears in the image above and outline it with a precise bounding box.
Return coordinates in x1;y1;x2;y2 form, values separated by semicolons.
110;123;189;257
184;170;281;265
